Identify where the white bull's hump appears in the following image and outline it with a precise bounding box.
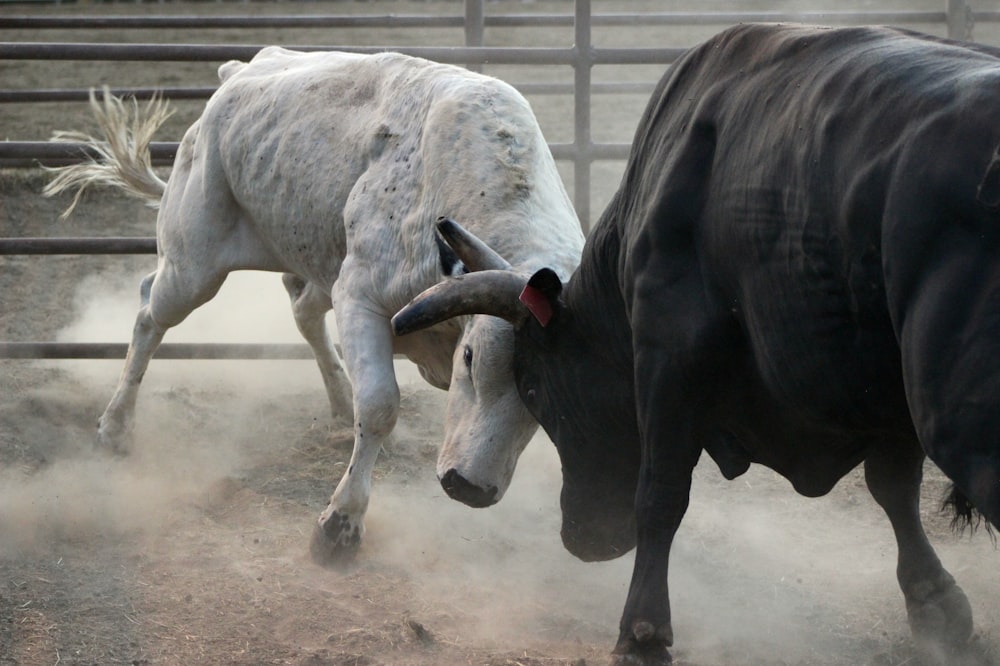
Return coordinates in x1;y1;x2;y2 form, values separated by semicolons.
343;64;568;311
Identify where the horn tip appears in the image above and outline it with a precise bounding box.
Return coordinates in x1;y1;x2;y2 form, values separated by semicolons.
390;308;421;336
436;217;459;234
390;313;407;336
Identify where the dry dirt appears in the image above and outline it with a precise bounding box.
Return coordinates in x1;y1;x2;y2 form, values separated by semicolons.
2;3;1000;665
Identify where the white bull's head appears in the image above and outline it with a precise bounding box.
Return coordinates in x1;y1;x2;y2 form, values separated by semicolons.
438;315;538;506
432;219;539;507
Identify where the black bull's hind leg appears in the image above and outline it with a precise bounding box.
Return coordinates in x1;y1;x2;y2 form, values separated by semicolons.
864;441;974;659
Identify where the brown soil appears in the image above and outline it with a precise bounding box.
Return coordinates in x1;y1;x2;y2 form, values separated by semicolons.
2;3;999;665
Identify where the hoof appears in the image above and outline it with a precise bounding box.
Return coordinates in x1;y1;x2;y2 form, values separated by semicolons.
96;420;131;456
611;647;672;666
309;511;362;568
906;576;974;662
612;622;673;666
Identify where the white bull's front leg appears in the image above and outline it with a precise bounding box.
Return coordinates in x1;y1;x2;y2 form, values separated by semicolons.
310;289;399;567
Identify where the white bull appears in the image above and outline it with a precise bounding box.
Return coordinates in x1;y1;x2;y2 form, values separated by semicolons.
45;47;583;564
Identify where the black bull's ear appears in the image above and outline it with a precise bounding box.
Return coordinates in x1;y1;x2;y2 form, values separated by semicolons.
520;267;562;327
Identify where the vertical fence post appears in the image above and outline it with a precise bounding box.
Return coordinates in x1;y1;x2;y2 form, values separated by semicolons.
574;0;593;232
464;0;484;72
947;0;973;40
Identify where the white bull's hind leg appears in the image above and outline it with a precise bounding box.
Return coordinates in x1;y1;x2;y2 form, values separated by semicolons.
97;258;229;454
97;271;163;453
310;289;399;567
281;273;353;421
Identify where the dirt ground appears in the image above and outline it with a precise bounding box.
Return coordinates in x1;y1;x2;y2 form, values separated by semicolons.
2;3;1000;665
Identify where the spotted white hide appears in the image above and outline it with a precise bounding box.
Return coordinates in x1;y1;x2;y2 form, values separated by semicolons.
45;47;584;565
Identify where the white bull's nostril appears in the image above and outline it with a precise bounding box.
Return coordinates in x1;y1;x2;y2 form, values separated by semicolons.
439;468;499;508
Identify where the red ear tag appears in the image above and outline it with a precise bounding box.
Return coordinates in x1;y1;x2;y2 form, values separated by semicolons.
519;284;553;327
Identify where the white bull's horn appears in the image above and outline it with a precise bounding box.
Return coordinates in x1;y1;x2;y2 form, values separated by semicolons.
437;217;512;271
392;270;527;335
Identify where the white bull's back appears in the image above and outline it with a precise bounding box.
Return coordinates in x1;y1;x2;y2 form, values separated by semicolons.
184;47;579;308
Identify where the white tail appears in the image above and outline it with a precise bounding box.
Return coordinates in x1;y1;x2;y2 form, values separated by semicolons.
43;87;173;219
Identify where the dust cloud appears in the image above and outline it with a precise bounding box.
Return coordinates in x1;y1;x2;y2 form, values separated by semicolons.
0;450;224;556
0;270;305;553
4;270;998;665
361;445;900;663
364;432;629;646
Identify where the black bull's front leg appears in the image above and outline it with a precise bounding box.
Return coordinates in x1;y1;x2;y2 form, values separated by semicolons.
613;469;695;665
613;312;725;665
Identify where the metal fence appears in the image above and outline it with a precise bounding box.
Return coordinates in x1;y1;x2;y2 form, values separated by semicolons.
1;1;994;222
0;0;996;361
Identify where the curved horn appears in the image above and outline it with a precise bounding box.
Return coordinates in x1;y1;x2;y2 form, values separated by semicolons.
437;217;511;271
392;270;527;336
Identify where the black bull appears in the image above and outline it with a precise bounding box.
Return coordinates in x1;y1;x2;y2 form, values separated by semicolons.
393;23;1000;665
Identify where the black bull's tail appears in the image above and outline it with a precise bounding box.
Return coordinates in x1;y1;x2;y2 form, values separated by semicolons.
942;484;996;542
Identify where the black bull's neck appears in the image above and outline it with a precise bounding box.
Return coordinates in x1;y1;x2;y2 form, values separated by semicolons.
512;211;642;561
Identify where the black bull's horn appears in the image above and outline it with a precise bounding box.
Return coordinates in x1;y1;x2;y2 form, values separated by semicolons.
392;270;528;335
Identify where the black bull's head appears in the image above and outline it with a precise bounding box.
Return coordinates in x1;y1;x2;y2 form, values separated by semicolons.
392;218;639;561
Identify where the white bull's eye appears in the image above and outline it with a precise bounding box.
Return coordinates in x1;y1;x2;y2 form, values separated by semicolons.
463;345;473;369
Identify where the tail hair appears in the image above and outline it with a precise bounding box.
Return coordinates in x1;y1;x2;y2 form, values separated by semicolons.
941;483;996;544
42;86;172;219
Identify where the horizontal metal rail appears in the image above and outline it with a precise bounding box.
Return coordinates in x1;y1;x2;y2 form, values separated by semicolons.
0;142;177;168
0;342;316;360
550;141;630;161
0;42;682;66
0;237;157;255
0;11;966;30
0;81;656;104
0;15;468;30
0;86;218;103
595;11;953;25
0;42;571;64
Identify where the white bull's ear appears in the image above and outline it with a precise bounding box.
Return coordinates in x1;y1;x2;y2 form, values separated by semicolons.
437;217;512;271
392;270;528;336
